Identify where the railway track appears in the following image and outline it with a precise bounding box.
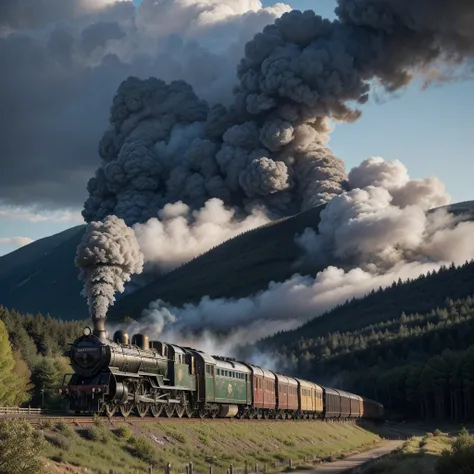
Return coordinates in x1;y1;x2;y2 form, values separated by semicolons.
0;413;361;426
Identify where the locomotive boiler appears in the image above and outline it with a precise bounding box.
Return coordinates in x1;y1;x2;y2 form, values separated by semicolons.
60;325;196;418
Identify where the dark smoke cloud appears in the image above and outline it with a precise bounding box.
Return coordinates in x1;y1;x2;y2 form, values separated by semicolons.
83;0;474;226
0;0;290;209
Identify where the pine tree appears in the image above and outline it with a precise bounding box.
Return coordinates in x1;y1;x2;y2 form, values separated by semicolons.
0;321;29;406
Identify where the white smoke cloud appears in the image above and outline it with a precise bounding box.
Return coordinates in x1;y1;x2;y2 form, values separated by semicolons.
135;158;474;355
75;215;144;323
133;198;271;272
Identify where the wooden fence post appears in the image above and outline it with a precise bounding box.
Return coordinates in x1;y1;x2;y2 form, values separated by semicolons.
230;464;234;474
166;463;171;474
149;467;153;474
288;459;293;469
209;466;213;474
189;462;194;474
186;465;189;474
255;463;259;473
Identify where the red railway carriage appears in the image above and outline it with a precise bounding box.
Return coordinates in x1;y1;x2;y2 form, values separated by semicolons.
247;365;276;410
272;372;299;415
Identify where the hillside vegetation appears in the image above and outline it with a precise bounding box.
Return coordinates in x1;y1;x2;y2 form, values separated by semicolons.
357;429;474;474
257;262;474;421
39;418;379;474
0;307;84;407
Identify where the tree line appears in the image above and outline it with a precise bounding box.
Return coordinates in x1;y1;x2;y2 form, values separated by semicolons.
0;306;84;407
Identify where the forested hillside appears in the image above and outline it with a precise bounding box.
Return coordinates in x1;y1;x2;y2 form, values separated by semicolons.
0;307;84;407
258;261;474;421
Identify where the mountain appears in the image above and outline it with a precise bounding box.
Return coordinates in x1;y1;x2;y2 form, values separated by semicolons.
1;201;474;321
0;225;87;319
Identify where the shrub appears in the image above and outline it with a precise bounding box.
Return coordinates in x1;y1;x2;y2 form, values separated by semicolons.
45;433;71;450
86;425;109;443
128;435;160;467
115;425;132;440
0;419;46;474
436;433;474;474
434;429;443;437
55;422;75;438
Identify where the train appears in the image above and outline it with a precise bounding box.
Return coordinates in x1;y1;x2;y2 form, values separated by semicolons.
57;325;384;421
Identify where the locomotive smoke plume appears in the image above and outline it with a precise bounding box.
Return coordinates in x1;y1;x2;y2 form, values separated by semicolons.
83;0;474;228
75;215;144;333
82;0;473;351
139;157;474;355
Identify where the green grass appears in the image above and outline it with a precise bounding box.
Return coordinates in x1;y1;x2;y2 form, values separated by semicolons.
40;420;380;474
357;432;453;474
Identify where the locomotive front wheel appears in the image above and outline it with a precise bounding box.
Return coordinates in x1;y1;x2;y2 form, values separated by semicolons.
104;403;117;417
119;402;134;418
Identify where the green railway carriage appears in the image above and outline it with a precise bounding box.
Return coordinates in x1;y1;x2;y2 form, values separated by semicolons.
214;359;251;405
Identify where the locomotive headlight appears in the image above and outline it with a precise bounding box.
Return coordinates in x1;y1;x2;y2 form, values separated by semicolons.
83;326;92;337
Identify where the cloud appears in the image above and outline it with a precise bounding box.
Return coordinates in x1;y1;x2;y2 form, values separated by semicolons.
0;0;290;210
0;206;84;223
0;236;34;247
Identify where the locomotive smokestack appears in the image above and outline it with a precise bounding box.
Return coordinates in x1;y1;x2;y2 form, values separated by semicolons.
93;318;107;341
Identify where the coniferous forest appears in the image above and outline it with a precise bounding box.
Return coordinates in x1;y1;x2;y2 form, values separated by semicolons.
258;260;474;422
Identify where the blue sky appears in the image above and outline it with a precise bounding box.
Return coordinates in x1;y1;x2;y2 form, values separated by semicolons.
0;0;472;256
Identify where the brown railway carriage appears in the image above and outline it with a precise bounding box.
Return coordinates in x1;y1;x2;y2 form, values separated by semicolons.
362;397;384;419
247;365;276;410
322;386;341;418
335;389;351;418
348;393;362;418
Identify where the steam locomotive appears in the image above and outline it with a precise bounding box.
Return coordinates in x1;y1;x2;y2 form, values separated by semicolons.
58;325;384;420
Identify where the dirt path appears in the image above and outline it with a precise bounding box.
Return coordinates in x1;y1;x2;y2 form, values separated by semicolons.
293;440;404;474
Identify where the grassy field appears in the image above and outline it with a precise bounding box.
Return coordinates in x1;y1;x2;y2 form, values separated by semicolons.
355;430;455;474
39;419;381;474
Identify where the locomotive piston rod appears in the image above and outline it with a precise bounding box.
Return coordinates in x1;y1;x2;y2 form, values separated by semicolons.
134;395;181;404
